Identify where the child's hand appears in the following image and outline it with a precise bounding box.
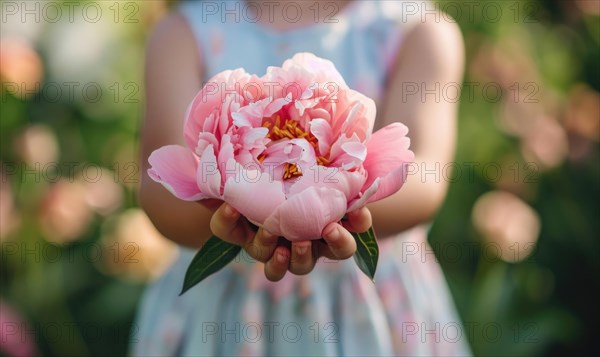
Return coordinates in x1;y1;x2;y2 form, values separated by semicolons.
285;208;371;278
209;202;370;281
209;202;287;280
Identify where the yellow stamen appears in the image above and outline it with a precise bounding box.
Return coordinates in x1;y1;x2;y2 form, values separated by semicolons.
283;162;302;180
257;153;266;164
258;116;332;179
316;156;330;166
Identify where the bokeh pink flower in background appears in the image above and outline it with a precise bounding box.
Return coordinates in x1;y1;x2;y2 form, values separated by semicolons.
472;190;540;263
148;53;414;241
98;208;178;282
0;38;43;99
0;300;39;357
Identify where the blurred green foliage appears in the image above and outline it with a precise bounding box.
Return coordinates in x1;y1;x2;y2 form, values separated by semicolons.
1;0;598;356
430;0;600;355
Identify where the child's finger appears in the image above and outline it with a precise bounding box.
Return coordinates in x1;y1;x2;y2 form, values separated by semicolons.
315;240;336;260
264;246;290;281
341;207;372;233
209;203;250;245
243;228;279;262
289;241;315;275
321;223;357;259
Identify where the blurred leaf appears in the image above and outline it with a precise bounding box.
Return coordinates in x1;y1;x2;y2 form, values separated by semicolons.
352;226;379;281
180;236;241;295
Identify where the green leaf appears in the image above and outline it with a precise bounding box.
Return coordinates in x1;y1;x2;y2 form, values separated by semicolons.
180;236;241;295
352;226;379;281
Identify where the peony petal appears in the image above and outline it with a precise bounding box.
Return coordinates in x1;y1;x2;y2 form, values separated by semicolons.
362;123;415;203
264;94;292;117
232;98;270;127
343;90;376;141
263;186;347;241
365;166;408;204
341;141;367;162
184;71;232;150
148;145;204;201
308;108;331;122
196;145;222;199
347;178;380;211
300;82;318;99
290;138;317;164
340;102;361;135
195;132;218;156
329;90;375;143
282;53;348;88
202;111;219;134
242;127;269;148
223;171;286;225
330;132;359;160
218;135;235;182
231;112;252;127
262;141;297;166
184;69;253;149
289;165;366;202
262;139;316;168
329;133;363;170
309;118;333;154
219;94;234;138
221;158;238;183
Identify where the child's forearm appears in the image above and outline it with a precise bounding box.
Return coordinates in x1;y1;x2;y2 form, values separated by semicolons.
368;19;464;238
139;176;214;248
367;157;449;238
139;12;211;249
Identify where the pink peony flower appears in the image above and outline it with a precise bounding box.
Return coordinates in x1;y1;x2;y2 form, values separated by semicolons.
148;53;414;241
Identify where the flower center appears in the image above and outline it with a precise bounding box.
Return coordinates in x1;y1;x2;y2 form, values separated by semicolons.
258;116;330;180
282;162;302;180
262;115;314;143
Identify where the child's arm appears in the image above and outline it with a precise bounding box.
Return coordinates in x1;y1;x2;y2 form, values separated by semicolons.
368;17;465;237
139;13;361;281
139;13;214;248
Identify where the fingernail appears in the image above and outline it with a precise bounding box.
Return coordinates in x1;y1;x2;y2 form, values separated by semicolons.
277;252;287;264
323;224;338;238
223;204;236;217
